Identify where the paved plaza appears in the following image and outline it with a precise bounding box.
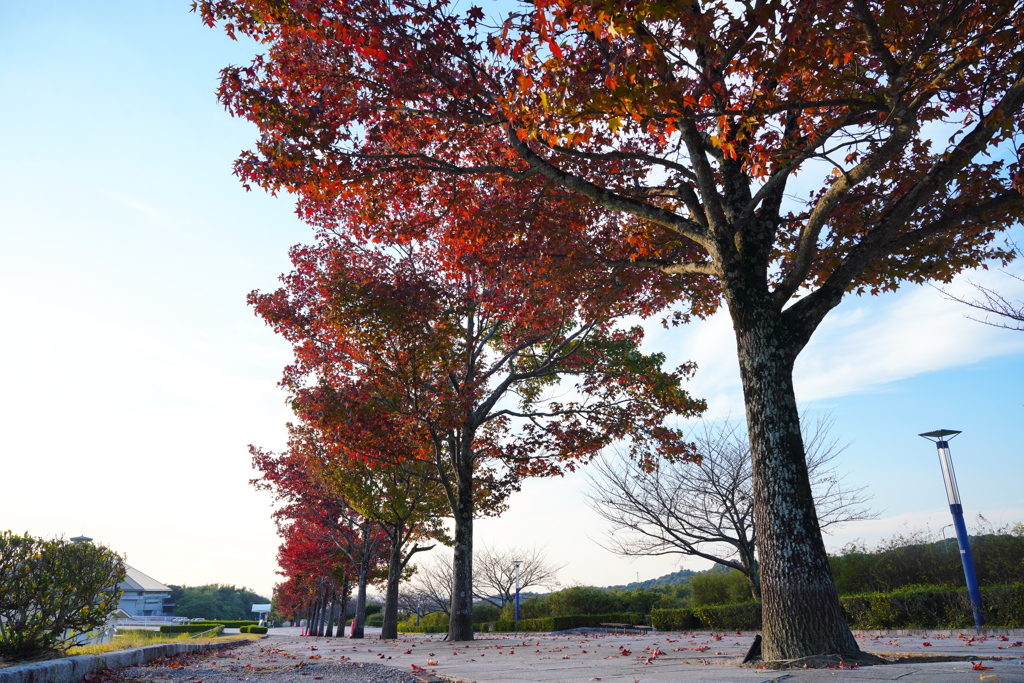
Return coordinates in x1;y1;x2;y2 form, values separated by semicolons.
257;627;1024;682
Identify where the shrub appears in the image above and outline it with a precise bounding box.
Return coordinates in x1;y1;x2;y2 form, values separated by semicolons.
650;608;702;631
186;620;259;628
0;532;126;660
689;570;753;606
490;613;645;632
364;613;384;627
239;625;268;634
472;603;501;623
693;602;762;630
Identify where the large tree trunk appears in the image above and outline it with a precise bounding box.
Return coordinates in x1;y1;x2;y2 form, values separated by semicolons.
447;453;475;641
730;298;860;661
380;528;404;639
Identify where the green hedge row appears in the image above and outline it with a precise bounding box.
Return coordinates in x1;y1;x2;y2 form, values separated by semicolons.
485;612;646;633
186;620;259;628
651;584;1024;631
398;625;451;633
240;625;268;634
160;624;227;634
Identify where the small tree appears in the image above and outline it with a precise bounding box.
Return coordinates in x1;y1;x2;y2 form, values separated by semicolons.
0;533;125;660
473;546;563;609
585;416;875;600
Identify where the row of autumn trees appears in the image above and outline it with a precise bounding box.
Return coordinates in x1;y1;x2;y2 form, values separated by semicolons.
200;0;1024;661
253;237;704;639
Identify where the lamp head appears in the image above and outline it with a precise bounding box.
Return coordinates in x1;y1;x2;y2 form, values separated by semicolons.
919;429;961;442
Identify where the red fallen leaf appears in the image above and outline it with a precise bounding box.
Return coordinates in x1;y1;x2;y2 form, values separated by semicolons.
972;661;993;670
170;664;181;669
426;660;439;666
922;642;931;646
308;655;321;659
410;664;425;672
620;649;632;656
404;650;412;654
313;678;322;680
1013;642;1024;647
999;636;1010;641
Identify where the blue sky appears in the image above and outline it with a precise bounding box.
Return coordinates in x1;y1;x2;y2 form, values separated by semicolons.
2;1;1022;598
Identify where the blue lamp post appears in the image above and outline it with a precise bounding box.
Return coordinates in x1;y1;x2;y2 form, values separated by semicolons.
919;429;984;629
513;559;522;625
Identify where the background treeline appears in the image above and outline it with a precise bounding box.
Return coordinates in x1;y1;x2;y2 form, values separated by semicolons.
169;584;271;620
400;524;1024;632
831;526;1024;594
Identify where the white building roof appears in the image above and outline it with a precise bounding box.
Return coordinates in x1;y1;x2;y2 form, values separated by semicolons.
120;566;171;593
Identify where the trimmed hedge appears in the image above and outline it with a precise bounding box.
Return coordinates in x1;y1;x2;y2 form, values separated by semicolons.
651;584;1024;631
484;612;646;633
240;625;268;634
186;620;259;628
397;625;450;633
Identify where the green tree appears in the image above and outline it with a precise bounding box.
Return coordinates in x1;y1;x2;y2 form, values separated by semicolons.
0;533;125;660
170;584;270;620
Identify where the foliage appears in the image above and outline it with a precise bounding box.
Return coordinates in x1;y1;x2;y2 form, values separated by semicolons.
239;625;268;634
653;584;1024;630
472;603;501;623
170;585;270;621
689;569;756;607
186;621;259;628
199;0;1024;659
0;532;126;661
830;523;1024;594
252;235;703;640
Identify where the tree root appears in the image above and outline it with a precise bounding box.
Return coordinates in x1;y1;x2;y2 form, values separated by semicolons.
744;652;888;670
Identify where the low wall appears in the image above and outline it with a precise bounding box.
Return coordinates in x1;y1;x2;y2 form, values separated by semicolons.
0;639;249;683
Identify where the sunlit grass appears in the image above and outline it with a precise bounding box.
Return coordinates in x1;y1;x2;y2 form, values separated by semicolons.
66;630;257;657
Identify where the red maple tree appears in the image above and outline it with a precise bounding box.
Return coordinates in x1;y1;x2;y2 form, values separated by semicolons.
251;235;704;639
200;0;1024;658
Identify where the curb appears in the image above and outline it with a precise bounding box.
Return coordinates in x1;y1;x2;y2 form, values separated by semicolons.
0;639;249;683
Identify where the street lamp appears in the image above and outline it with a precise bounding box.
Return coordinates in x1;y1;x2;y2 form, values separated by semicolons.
512;559;523;625
919;429;984;629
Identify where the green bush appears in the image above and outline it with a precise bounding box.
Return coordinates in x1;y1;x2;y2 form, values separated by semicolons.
473;604;501;623
187;620;259;628
830;525;1024;594
239;625;268;634
689;570;754;606
0;532;126;660
693;602;762;630
650;608;702;631
364;613;384;627
397;625;448;633
652;584;1024;631
490;612;645;632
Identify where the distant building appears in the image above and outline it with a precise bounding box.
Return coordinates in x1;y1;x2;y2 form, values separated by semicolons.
117;566;173;617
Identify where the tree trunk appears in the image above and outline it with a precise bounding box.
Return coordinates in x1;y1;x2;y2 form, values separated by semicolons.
324;588;336;638
310;583;325;637
350;557;369;638
380;528;404;639
730;300;860;661
447;454;475;641
339;577;350;637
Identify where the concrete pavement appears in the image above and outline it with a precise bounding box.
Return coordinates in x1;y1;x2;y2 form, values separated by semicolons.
263;628;1024;682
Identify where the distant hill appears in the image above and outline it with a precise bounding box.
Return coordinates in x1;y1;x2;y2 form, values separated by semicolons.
605;568;699;591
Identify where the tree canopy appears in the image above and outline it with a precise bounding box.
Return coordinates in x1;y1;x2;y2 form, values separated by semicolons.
199;0;1024;660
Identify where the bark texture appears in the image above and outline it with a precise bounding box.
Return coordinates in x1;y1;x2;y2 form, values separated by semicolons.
730;296;860;660
447;452;475;641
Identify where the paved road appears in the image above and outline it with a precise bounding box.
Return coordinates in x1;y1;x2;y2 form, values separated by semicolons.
257;628;1024;682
